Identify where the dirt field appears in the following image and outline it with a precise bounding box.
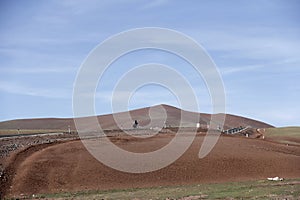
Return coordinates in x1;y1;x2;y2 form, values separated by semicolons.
3;133;299;198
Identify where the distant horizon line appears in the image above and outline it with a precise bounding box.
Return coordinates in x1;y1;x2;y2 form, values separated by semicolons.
0;103;280;127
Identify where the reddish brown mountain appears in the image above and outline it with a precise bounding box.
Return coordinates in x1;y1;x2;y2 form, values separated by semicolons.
0;104;273;131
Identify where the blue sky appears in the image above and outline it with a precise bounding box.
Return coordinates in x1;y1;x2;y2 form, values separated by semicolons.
0;0;299;127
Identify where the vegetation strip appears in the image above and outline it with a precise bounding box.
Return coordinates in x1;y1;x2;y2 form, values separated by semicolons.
7;179;300;200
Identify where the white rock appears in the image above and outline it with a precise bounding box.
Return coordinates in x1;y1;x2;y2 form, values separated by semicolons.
267;176;284;181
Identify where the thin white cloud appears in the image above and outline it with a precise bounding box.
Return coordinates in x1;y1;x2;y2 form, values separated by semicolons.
141;0;169;9
220;58;300;76
189;28;300;62
0;34;99;47
0;66;76;74
220;64;263;75
0;81;70;99
57;0;110;14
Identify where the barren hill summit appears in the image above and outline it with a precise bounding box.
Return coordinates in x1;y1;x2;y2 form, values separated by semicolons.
0;104;273;131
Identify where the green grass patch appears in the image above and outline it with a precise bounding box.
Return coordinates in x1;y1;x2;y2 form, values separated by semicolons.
265;127;300;137
8;179;300;200
264;127;300;145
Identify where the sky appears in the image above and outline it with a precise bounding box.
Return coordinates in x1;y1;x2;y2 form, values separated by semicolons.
0;0;299;127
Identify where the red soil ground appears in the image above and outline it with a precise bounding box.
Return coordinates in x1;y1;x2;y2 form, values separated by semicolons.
3;133;300;198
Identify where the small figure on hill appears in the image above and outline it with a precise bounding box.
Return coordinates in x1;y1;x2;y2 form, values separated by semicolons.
133;120;139;128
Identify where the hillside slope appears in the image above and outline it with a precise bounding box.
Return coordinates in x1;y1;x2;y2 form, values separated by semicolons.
0;104;273;131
